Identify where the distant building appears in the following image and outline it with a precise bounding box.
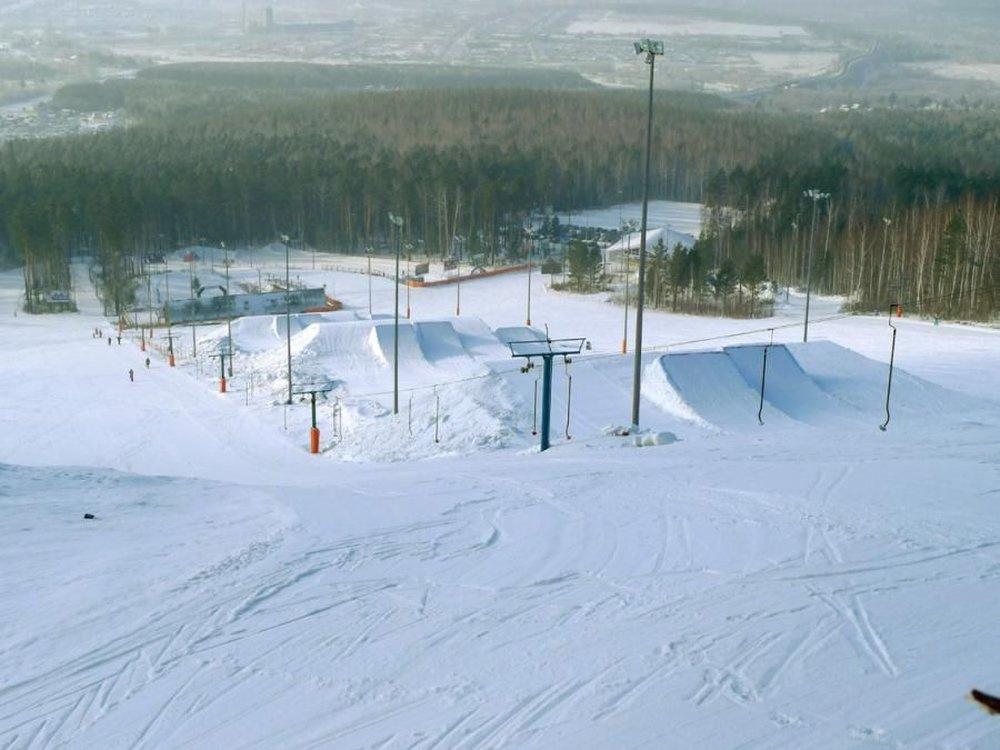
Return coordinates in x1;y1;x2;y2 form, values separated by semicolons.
602;226;697;266
253;7;356;35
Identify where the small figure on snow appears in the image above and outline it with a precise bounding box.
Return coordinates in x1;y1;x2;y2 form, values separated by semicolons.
128;368;134;382
145;357;151;369
107;337;112;346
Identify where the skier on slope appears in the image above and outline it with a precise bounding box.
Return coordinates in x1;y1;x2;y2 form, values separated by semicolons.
128;368;134;382
145;357;151;369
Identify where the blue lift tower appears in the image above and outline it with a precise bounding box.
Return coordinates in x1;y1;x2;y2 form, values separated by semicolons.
509;337;585;452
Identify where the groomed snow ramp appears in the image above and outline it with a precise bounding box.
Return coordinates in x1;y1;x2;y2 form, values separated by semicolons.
656;350;790;430
725;344;862;427
786;341;992;427
656;341;990;431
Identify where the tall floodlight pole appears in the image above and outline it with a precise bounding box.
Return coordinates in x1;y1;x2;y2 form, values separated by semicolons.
882;216;893;302
146;269;153;329
164;266;175;367
454;235;464;316
525;227;533;326
388;212;404;414
803;189;830;343
630;38;664;432
282;233;293;404
621;218;637;354
365;247;374;317
222;241;233;377
405;242;413;319
188;253;198;357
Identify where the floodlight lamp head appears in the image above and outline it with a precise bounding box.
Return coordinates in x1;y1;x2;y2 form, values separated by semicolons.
280;233;290;243
634;38;664;61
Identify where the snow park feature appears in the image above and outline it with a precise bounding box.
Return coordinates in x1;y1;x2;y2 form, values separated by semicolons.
3;253;1000;750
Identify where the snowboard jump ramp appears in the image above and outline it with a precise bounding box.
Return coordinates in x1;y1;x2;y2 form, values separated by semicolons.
653;341;982;431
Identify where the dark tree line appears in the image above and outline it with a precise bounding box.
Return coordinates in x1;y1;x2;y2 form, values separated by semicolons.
6;71;1000;319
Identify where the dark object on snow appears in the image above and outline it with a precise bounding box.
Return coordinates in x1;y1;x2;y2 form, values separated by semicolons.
971;689;1000;715
83;513;95;520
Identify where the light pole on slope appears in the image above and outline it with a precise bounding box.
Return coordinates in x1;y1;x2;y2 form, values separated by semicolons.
803;189;830;343
629;37;664;432
388;212;405;415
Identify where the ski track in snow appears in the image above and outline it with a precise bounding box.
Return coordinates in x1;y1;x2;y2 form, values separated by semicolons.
1;263;1000;748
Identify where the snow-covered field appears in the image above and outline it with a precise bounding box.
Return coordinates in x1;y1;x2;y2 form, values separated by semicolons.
563;200;703;237
907;62;1000;85
750;52;840;77
566;16;809;39
2;254;1000;749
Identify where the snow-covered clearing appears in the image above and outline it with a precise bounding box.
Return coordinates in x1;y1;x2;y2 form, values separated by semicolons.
566;16;809;40
750;52;840;78
562;200;703;237
1;255;999;748
907;62;1000;85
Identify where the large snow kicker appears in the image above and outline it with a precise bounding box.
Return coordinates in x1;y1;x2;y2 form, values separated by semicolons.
785;340;994;427
724;344;862;427
656;349;788;430
654;341;985;431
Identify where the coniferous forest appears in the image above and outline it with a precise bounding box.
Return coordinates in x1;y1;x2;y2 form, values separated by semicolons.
4;63;1000;319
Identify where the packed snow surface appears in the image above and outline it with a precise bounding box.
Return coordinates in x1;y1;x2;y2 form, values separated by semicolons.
2;256;999;749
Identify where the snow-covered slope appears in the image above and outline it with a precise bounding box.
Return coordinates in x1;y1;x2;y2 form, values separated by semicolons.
1;263;999;749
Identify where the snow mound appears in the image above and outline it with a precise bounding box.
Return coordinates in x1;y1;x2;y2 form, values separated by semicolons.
656;349;788;430
786;341;995;426
654;341;994;432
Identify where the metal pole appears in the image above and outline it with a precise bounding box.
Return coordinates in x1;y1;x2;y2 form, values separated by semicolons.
224;242;233;376
367;250;373;317
394;223;400;415
434;389;441;444
622;224;631;354
880;305;899;431
405;243;411;319
526;231;532;326
285;237;292;405
540;355;553;452
189;258;197;357
456;237;462;316
804;195;819;343
630;52;656;431
758;330;773;425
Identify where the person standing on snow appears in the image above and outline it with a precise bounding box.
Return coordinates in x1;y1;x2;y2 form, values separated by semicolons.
145;357;150;369
107;336;112;346
128;369;134;382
